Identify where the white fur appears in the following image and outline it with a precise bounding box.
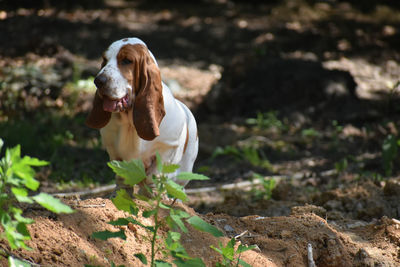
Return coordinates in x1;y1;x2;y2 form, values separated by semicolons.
99;38;198;185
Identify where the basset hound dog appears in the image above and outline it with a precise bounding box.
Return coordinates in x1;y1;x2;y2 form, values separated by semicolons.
86;37;198;193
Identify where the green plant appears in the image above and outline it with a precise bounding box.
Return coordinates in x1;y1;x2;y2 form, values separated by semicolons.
92;153;226;266
301;128;321;139
335;158;348;174
382;134;399;177
0;139;74;264
330;120;343;148
212;145;272;171
211;237;256;267
250;173;276;201
246;111;287;132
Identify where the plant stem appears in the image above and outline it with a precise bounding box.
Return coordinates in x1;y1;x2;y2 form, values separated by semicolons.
150;181;163;267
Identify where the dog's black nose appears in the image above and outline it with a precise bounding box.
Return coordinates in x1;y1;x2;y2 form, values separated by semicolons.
94;74;107;89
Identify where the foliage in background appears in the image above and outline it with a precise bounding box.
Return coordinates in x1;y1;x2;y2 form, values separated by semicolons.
250;173;276;201
246;111;288;132
212;144;273;171
382;134;399;177
91;154;254;267
0;63;63;118
0;59;109;187
0;139;74;265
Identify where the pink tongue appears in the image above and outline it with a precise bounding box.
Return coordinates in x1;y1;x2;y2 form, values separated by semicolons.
103;97;118;112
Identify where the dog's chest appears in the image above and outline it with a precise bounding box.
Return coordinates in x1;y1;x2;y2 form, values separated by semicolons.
100;111;141;160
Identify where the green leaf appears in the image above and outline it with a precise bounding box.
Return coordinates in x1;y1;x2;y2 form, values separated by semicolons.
108;218;130;226
132;193;150;202
108;160;146;186
12;162;39;191
165;180;187;201
112;189;138;214
156;151;163;173
382;134;398;176
8;256;31;267
92;230;126;240
14;211;34;224
174;258;206;267
142;209;157;218
155;260;172;267
159;203;171;210
7;145;21;164
0;138;3;152
22;175;40;191
32;193;74;214
176;172;209;181
169;209;190;232
187;216;223;237
162;164;180;174
20;156;49;166
238;259;253;267
134;253;147;264
168;231;181;242
210;245;223;255
221;238;235;261
170;215;188;233
11;187;33;203
16;223;30;240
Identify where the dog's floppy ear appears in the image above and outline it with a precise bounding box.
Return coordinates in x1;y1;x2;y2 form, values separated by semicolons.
85;90;111;129
133;47;165;141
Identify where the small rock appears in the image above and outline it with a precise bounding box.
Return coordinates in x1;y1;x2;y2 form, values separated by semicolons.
346;221;367;229
224;224;235;232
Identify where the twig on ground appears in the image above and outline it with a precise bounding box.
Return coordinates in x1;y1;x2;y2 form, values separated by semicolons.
307;243;316;267
71;203;106;208
48;171;321;198
185;175;289;194
51;184;116;198
235;230;249;240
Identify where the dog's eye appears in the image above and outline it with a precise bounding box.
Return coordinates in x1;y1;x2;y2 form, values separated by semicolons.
121;58;133;65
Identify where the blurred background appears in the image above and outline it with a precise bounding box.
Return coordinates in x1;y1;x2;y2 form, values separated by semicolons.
1;0;400;221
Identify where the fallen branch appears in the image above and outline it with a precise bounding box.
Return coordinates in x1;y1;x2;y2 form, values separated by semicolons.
49;173;301;198
51;184;116;198
50;176;288;198
234;230;249;240
185;175;289;194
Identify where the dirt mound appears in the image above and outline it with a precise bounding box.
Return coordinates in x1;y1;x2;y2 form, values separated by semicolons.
1;198;399;267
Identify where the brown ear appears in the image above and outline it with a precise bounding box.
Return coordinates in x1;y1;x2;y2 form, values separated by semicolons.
133;51;165;141
85;90;111;129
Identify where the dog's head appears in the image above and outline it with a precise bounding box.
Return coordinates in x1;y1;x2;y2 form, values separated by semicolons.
86;38;165;141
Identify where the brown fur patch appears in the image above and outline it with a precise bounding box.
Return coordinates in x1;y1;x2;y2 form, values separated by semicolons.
183;126;189;154
117;44;165;141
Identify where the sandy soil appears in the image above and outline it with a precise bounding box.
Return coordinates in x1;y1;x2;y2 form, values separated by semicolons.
0;197;399;267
